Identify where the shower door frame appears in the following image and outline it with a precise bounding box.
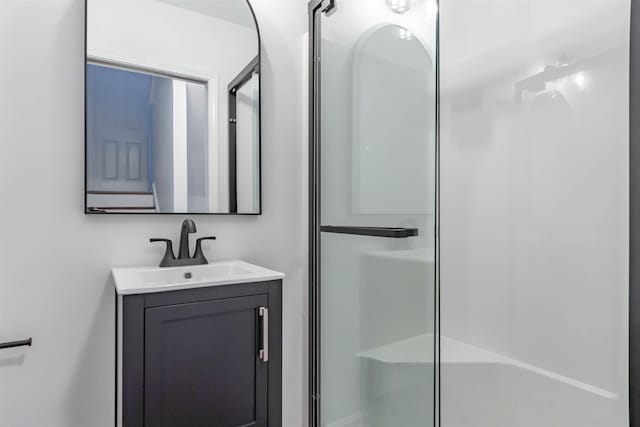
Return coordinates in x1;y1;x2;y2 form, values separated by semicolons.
308;2;335;426
307;1;441;425
630;0;639;424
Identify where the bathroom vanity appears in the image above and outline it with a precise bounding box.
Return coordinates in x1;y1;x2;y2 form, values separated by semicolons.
113;261;284;427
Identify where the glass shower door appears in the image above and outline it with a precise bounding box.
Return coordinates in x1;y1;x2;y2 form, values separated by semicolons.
309;1;439;426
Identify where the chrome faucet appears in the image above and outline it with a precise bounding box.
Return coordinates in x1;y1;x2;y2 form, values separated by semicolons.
150;219;216;267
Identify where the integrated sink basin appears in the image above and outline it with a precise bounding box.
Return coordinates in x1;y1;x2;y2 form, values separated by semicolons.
112;260;285;295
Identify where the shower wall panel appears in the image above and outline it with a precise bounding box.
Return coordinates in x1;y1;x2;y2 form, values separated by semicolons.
440;1;630;425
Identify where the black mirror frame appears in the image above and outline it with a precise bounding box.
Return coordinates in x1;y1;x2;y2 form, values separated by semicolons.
83;0;262;215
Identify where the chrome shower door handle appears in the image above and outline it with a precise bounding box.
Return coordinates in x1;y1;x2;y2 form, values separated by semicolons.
259;307;269;362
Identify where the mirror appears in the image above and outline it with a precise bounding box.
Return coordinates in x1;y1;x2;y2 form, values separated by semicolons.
85;0;261;214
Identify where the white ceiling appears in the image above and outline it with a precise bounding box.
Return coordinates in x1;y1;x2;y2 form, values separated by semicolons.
155;0;257;28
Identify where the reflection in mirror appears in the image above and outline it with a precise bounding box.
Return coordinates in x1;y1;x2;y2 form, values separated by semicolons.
352;24;435;215
229;57;260;214
85;0;260;214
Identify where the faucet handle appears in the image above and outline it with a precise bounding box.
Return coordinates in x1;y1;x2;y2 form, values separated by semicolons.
150;238;176;267
193;237;216;264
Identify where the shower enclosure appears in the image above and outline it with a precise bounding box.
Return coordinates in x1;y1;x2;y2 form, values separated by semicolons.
309;0;438;426
310;0;630;426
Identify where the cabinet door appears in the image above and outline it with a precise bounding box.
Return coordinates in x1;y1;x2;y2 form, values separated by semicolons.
144;294;269;427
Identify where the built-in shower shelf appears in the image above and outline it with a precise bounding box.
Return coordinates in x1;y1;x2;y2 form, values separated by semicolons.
358;334;618;400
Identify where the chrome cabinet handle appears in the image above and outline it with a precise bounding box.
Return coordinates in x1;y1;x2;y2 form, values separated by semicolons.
259;307;269;362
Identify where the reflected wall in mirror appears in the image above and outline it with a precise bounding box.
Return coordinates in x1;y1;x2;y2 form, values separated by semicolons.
352;24;435;215
85;0;261;214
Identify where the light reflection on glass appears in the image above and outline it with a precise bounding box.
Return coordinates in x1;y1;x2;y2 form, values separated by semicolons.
387;0;411;14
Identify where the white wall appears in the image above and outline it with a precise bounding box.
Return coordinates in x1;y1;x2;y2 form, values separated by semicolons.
440;0;630;425
172;80;189;212
152;77;175;213
0;0;307;426
187;83;209;213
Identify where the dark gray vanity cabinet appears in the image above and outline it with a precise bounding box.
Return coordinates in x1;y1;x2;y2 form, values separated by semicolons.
117;280;282;427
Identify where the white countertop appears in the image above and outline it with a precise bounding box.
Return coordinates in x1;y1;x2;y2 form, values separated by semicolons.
112;260;285;295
